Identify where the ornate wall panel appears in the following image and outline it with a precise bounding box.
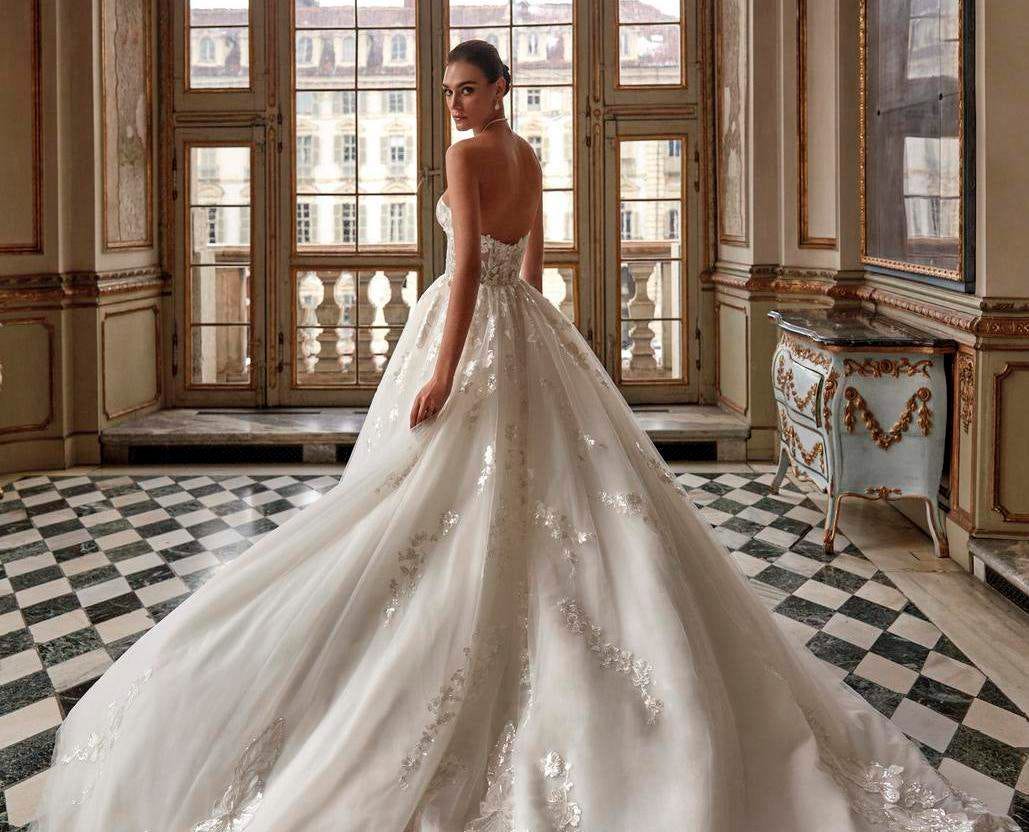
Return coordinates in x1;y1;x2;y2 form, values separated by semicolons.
0;317;54;435
101;0;154;249
715;0;747;245
715;297;748;413
992;362;1029;523
0;0;43;254
102;304;160;420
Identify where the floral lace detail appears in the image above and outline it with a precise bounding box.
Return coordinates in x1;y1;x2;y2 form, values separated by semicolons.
436;196;528;288
464;720;519;832
373;453;419;498
537;377;607;463
597;490;655;526
190;716;286;832
557;598;664;726
532;501;595;580
477;443;496;494
540;751;583;830
58;667;154;806
383;510;460;624
399;626;508;790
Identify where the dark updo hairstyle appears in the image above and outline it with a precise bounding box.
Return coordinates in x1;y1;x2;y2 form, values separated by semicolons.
446;39;511;95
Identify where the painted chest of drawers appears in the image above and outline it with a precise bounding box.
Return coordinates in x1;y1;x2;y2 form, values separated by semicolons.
767;310;956;556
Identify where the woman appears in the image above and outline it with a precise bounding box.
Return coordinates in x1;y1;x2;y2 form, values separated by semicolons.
28;41;1017;832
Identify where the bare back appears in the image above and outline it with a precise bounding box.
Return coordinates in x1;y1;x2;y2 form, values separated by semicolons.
442;129;542;246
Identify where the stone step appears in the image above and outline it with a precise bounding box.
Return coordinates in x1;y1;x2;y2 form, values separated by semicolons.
969;538;1029;615
100;406;751;464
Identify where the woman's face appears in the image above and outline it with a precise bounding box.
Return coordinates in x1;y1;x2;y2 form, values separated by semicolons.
441;61;503;130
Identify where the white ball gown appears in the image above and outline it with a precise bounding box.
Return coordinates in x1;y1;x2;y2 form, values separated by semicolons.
27;196;1018;832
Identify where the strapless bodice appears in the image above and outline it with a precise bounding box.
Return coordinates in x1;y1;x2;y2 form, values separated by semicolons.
435;196;529;287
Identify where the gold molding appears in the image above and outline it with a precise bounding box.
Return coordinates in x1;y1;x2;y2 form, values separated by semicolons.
100;0;155;250
796;0;836;250
992;362;1029;523
779;414;826;474
957;351;974;433
822;367;838;430
0;0;43;255
101;304;162;421
0;267;166;307
0;316;55;437
843;357;933;378
842;385;933;449
858;0;966;282
775;352;819;415
781;332;832;369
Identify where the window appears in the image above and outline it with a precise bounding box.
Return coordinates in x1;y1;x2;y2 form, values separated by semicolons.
668;139;680;157
388;135;406;168
334;202;356;244
387;203;406;242
297;135;314;178
297;202;313;245
617;137;686;384
199;37;215;63
297;36;313;65
388;91;405;114
617;0;684;87
528;135;542;162
187;0;250;90
186;145;253;386
527;32;539;57
390;34;407;63
527;88;541;109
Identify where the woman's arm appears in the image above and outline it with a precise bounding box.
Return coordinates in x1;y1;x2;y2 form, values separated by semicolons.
410;141;480;428
520;188;544;293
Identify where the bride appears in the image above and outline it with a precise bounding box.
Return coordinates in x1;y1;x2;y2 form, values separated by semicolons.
28;41;1017;832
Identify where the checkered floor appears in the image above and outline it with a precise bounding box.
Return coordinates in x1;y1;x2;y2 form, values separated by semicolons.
0;470;1026;830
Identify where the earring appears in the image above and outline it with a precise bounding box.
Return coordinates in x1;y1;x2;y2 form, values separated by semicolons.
494;100;500;110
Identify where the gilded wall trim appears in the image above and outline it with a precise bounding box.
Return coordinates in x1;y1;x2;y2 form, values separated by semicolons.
0;316;54;437
101;304;161;420
796;0;836;250
957;351;974;433
0;0;43;255
100;0;154;250
0;267;165;307
991;362;1029;523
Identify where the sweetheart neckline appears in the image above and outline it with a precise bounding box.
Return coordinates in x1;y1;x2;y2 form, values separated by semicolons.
437;196;530;249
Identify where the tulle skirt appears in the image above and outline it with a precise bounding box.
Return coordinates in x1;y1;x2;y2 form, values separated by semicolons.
27;274;1018;831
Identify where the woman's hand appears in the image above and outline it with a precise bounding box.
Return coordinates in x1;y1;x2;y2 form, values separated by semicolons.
410;372;453;429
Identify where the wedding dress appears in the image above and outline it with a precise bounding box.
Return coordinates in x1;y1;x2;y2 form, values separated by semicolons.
27;195;1017;832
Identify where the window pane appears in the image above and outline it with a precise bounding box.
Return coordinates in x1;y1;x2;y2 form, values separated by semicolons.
190;267;251;324
618;137;687;385
295;0;355;29
189;25;250;89
620;318;682;382
541;266;577;324
189;147;251;204
618;0;680;23
619;24;682;86
294;269;416;387
447;0;509;27
295;32;357;88
190;325;251;384
188;145;252;386
190;0;248;27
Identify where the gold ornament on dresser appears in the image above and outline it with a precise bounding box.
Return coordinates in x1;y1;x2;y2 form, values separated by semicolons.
769;310;956;557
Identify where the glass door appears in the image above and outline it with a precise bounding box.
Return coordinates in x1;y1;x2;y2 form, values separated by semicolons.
171;128;268;405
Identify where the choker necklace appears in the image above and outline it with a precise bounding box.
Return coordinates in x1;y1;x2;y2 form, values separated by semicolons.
479;115;507;133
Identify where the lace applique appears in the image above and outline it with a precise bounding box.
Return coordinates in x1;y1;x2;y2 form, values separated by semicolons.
597;490;655;527
390;350;414;387
477;444;496;494
532;501;595;580
59;667;154;806
400;661;468;790
540;751;583;830
383;510;460;624
557;598;664;726
424;751;469;800
190;716;286;832
464;721;521;832
399;627;508;791
466;625;505;703
373;454;419;497
633;440;688;496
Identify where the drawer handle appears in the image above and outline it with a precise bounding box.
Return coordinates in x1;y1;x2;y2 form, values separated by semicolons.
842;386;933;450
775;355;819;413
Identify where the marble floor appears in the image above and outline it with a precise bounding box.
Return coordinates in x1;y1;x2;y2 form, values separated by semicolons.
0;461;1026;829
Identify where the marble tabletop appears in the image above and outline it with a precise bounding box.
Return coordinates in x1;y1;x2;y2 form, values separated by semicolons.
768;309;956;349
